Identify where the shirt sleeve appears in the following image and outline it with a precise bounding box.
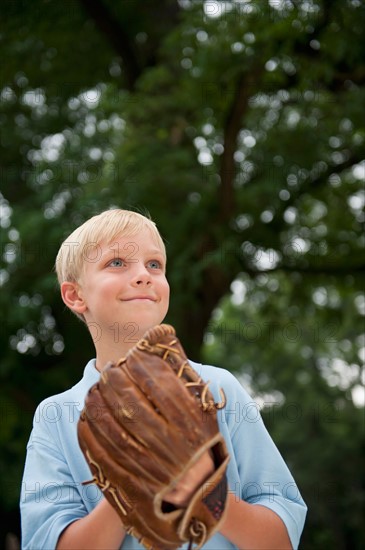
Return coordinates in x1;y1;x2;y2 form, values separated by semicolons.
215;369;308;549
20;401;89;550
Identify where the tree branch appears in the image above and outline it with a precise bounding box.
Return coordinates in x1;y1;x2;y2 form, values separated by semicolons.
219;73;253;222
78;0;141;90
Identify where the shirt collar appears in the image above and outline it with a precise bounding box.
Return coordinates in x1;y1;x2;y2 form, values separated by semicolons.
72;359;101;411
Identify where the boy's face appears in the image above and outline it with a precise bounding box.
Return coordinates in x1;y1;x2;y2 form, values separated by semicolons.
73;227;170;342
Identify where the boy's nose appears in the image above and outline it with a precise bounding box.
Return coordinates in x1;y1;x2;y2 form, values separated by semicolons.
135;277;151;285
131;266;152;286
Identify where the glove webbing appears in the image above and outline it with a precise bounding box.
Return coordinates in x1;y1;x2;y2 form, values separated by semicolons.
137;338;226;412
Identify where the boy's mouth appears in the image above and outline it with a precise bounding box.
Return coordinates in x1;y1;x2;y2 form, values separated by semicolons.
123;296;156;302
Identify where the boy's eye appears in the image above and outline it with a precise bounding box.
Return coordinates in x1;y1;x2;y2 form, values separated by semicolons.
108;258;125;267
147;260;162;269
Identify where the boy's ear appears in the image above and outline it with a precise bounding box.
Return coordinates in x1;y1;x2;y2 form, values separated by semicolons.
61;281;87;314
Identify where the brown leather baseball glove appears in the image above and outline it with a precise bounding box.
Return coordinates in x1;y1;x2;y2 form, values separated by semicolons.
77;324;230;549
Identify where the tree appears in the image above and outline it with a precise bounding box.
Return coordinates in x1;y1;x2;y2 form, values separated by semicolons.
1;0;364;547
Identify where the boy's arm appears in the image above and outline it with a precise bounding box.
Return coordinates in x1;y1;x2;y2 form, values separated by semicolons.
57;498;125;550
20;397;126;550
220;494;292;549
165;451;292;549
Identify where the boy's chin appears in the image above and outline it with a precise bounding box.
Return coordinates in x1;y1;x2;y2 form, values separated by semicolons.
123;316;166;339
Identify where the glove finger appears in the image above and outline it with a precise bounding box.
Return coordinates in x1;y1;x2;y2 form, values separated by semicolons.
78;414;156;510
99;368;197;470
119;352;203;435
81;385;173;484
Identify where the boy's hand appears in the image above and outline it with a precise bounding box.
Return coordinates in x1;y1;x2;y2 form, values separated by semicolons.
164;451;215;508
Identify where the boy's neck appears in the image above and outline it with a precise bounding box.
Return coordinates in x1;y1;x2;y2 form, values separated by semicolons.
93;331;147;371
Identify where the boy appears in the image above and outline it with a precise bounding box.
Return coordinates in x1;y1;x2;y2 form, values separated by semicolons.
20;208;307;549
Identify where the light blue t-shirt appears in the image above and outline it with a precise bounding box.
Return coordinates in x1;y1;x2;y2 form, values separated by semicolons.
20;359;307;549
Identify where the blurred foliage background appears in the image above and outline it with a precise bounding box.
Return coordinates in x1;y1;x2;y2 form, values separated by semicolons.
1;0;364;548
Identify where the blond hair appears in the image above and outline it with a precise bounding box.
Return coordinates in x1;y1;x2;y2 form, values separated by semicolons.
55;208;166;287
